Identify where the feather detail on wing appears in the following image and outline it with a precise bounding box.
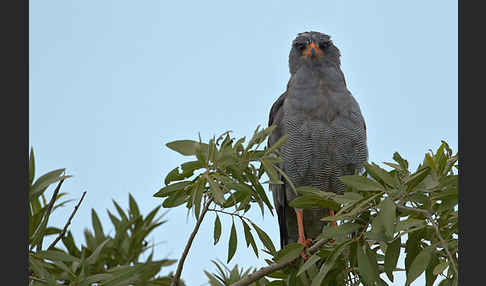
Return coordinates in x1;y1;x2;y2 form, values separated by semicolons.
268;92;289;249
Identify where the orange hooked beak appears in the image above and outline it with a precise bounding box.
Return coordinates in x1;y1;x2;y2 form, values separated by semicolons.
302;42;324;58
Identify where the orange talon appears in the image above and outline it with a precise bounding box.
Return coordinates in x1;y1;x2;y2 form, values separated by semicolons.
298;238;312;260
329;210;337;243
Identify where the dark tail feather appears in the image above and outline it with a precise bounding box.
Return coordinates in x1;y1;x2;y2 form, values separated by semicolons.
277;205;288;250
276;184;288;250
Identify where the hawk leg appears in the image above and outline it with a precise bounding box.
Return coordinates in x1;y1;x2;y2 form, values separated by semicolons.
295;209;312;260
329;209;337;227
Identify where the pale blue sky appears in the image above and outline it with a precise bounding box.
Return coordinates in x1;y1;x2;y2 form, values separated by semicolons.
30;1;457;285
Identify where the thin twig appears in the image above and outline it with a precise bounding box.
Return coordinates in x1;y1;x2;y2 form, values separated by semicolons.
47;191;87;250
207;208;254;224
28;275;47;284
229;238;331;286
36;179;65;251
398;204;457;276
396;205;432;216
170;198;213;286
429;217;458;277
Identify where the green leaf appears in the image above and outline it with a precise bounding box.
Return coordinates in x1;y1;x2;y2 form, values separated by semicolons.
364;230;389;242
192;178;205;219
165;160;204;185
52;260;75;278
36;249;80;262
426;252;440;286
332;192;363;204
261;158;283;184
248;173;274;215
312;239;353;286
29;148;35;185
322;192;384;222
274;243;304;264
44;227;62;236
438;278;454;286
214;215;222;245
357;241;379;285
267;280;285;286
289;195;340;210
406;245;434;286
251;223;276;255
266;135;288;154
393;152;409;171
383;162;402;171
405;167;431;191
153;181;192;197
166;140;203;156
30;169;71;199
227;221;237;263
30;214;49;250
181;160;205;172
128;193;140;218
384;236;401;282
242;219;258;257
339;175;385;191
364;162;397;188
297;253;321;276
246;125;276;151
85;238;110;265
208;175;226;204
405;231;422;272
61;231;81;257
379;197;396;240
318;222;361;241
395;218;426;232
162;190;187;208
80;273;113;286
91;209;104;242
431;188;458;201
433;261;448;275
30;256;58;286
100;263;164;286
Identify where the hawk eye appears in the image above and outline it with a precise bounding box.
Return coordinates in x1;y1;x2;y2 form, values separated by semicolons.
294;42;306;51
319;41;330;50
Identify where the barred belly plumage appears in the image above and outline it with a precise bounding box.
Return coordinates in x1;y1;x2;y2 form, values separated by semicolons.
281;114;367;196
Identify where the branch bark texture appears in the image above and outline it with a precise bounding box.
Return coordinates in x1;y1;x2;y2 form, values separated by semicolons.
170;198;213;286
48;191;87;250
230;238;330;286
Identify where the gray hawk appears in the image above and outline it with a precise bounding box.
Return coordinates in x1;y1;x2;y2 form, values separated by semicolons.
268;31;368;258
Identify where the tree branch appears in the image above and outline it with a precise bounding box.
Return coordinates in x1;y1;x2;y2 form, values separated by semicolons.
47;191;87;250
170;198;213;286
230;238;331;286
429;218;458;277
36;179;65;251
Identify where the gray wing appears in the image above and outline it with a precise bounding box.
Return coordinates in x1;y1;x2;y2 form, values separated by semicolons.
268;92;298;249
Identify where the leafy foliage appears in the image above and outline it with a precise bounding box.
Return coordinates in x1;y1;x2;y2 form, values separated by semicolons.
29;125;458;286
28;149;180;286
170;132;456;285
154;127;283;263
251;141;457;286
205;260;271;286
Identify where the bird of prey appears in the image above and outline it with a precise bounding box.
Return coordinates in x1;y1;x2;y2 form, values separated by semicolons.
268;31;368;256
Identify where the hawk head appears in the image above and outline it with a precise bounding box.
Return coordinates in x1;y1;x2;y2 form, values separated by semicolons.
288;31;341;74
